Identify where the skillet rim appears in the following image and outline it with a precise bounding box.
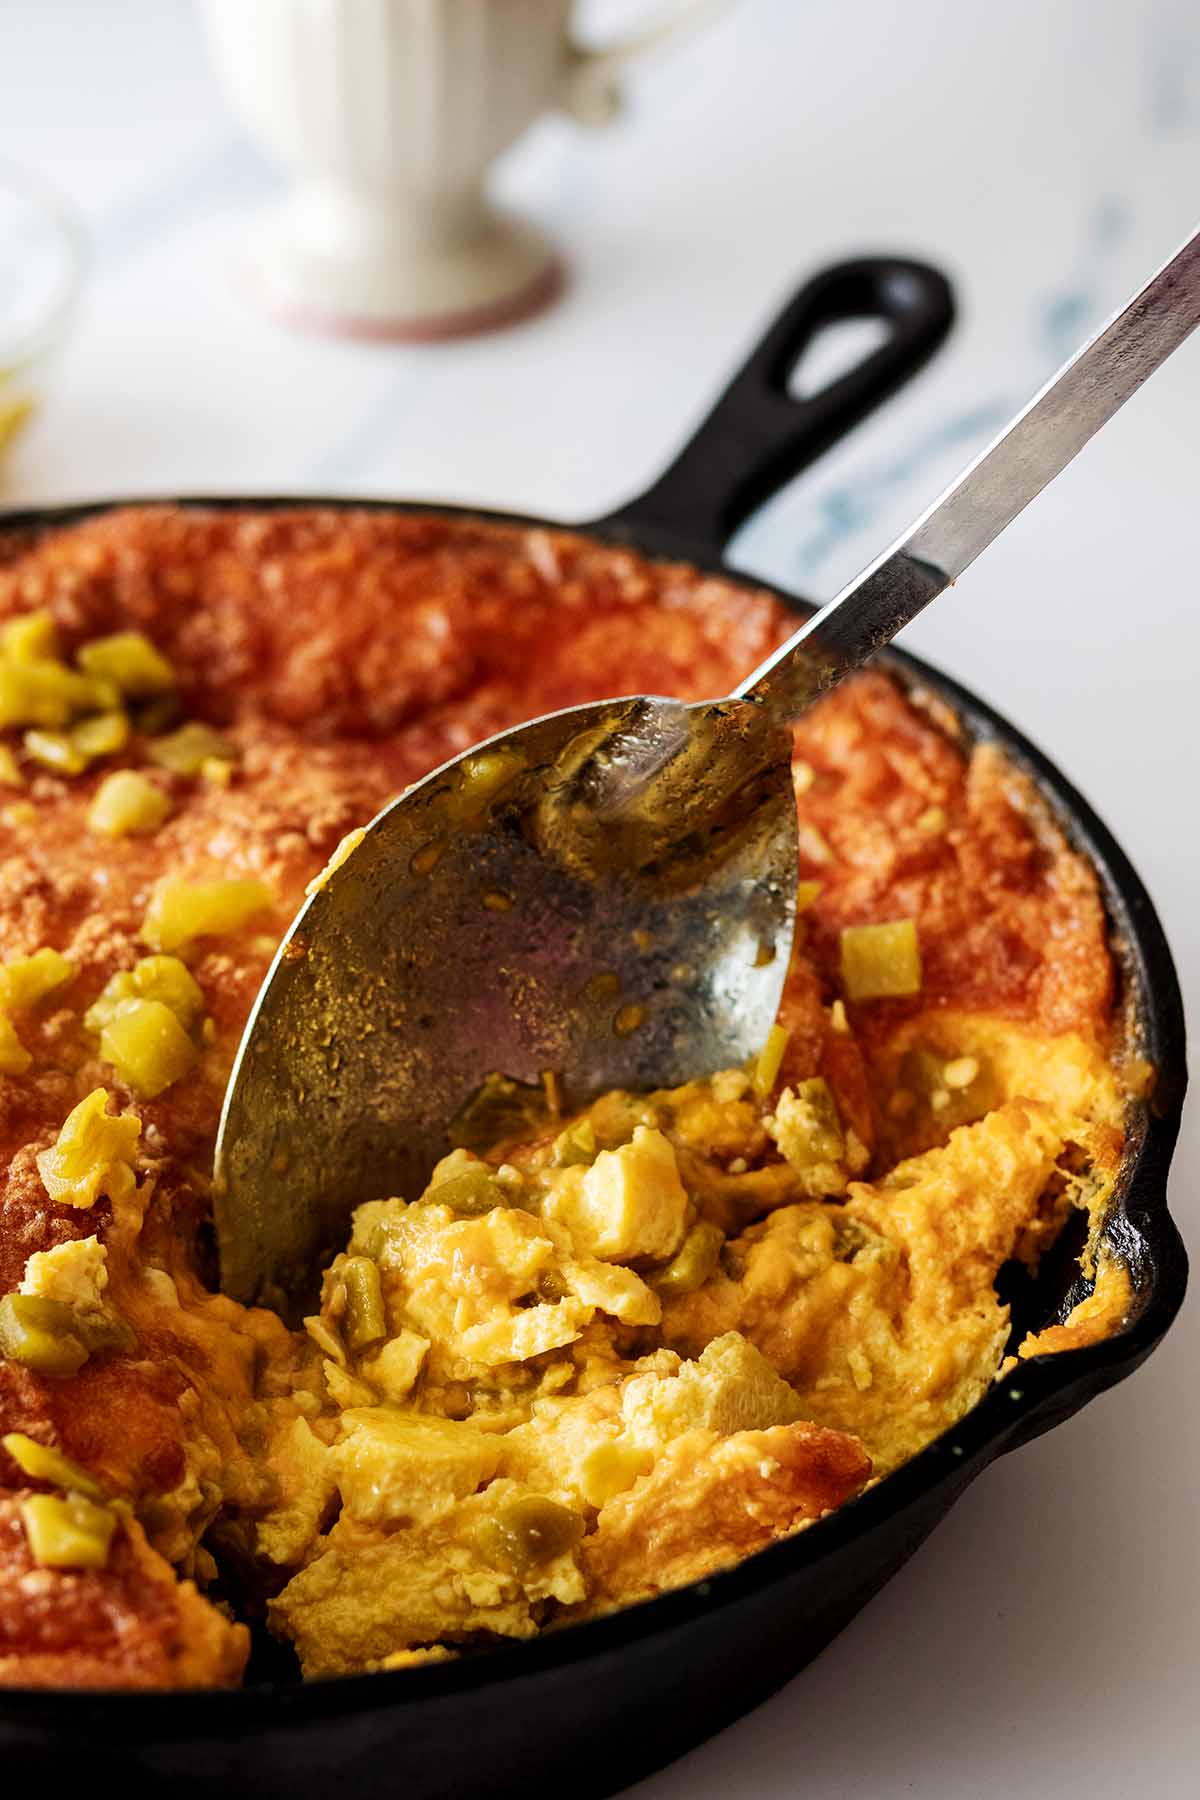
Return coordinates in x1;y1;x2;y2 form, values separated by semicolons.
0;490;1187;1725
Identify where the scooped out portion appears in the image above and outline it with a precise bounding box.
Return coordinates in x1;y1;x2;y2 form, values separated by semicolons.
261;1007;1125;1675
0;508;1134;1688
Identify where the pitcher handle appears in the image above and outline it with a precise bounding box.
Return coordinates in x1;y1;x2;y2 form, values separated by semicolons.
562;0;735;124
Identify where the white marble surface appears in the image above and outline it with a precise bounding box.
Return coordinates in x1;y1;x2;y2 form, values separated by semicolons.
1;1;1197;1794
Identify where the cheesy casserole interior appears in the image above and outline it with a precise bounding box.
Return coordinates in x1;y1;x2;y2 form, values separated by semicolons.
0;509;1136;1688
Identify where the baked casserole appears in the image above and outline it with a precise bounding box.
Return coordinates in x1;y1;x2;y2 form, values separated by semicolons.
0;507;1138;1687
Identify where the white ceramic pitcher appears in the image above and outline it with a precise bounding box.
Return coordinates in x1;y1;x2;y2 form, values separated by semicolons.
199;0;730;339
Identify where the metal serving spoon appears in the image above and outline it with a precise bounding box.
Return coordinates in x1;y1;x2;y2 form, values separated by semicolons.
216;224;1200;1317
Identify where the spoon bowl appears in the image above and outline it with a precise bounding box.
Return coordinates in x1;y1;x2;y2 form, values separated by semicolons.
215;692;797;1314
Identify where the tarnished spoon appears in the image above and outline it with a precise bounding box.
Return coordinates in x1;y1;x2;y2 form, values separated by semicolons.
216;223;1200;1317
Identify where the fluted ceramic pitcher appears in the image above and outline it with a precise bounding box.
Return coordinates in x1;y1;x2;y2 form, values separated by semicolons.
200;0;730;338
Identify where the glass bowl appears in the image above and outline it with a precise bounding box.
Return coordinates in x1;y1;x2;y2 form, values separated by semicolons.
0;163;86;474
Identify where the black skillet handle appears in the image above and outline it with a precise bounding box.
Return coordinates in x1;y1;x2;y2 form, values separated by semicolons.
592;257;954;561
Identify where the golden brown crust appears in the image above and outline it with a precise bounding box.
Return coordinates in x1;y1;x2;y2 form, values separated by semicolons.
0;507;788;746
1020;1255;1134;1357
577;1423;872;1614
0;506;1122;1687
0;1500;247;1689
790;673;1113;1045
0;1357;188;1500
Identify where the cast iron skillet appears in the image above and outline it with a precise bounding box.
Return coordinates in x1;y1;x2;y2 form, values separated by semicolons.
0;258;1188;1798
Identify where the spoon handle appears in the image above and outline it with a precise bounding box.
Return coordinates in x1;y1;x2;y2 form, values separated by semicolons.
736;221;1200;719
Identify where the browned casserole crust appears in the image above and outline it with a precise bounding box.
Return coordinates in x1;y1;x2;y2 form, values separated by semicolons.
0;508;1129;1688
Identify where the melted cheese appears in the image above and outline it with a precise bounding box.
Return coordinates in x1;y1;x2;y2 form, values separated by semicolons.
259;1016;1127;1674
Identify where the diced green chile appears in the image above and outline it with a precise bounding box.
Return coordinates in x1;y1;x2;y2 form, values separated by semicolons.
340;1256;387;1350
484;1497;584;1571
832;1217;894;1264
429;1166;507;1217
652;1221;725;1297
551;1119;598;1168
77;1307;137;1356
0;1294;89;1376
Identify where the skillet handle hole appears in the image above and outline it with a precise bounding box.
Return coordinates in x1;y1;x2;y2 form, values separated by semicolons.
787;315;896;401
